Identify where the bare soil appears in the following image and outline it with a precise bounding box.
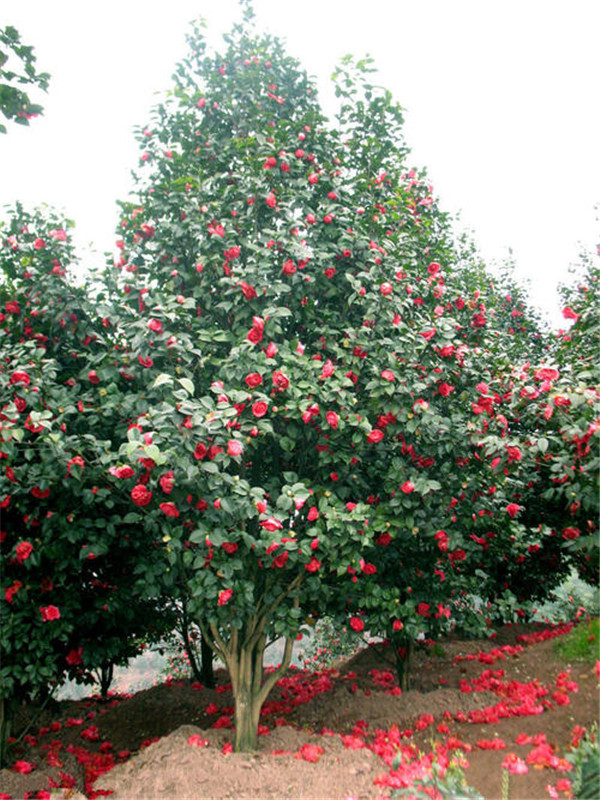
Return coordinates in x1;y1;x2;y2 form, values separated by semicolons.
1;622;598;800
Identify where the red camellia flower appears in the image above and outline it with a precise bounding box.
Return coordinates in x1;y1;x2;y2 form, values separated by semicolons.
5;581;23;604
562;527;580;540
138;355;154;368
420;328;436;341
438;382;454;397
188;734;210;747
245;372;263;388
320;359;334;379
379;282;393;295
534;367;559;382
349;616;364;632
272;370;290;390
15;541;33;564
240;281;257;299
66;647;83;666
12;760;35;774
506;446;522;462
5;300;21;314
31;486;50;499
110;465;136;479
401;481;415;494
380;369;395;382
260;517;283;531
307;507;319;521
272;551;289;568
67;456;85;475
427;261;441;275
159;502;179;518
218;588;233;606
295;743;324;763
367;430;384;443
506;503;521;519
265;191;277;208
227;439;243;457
9;371;30;385
159;471;175;494
131;484;152;507
88;370;100;384
326;410;339;429
148;318;163;333
40;605;60;622
252;401;268;418
416;603;431;617
392;619;403;631
553;395;571;408
194;443;208;461
305;557;321;572
562;306;579;321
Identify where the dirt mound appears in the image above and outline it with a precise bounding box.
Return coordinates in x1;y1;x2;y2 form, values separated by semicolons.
97;724;382;800
2;623;598;800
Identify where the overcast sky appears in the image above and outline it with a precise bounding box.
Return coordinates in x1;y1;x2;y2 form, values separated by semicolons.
2;0;599;326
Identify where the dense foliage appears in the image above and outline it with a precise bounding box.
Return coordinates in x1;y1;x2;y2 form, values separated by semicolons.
1;5;598;758
0;26;49;133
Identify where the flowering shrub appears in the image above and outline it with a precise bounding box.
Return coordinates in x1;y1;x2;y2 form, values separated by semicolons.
0;205;172;764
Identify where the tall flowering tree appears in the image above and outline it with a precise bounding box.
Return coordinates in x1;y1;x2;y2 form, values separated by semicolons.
0;206;170;764
97;7;591;750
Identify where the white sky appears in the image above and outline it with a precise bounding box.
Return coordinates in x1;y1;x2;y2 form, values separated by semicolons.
2;0;599;326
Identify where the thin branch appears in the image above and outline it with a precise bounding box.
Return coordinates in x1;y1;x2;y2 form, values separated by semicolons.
256;598;299;706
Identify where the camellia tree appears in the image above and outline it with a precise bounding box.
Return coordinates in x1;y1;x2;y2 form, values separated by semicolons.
315;246;585;686
93;4;595;750
0;205;172;764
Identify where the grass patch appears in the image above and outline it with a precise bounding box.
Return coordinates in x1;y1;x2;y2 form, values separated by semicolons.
553;617;600;663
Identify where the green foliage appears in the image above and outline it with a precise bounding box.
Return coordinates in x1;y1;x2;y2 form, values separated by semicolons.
535;569;599;624
297;616;360;669
565;724;600;800
0;26;50;133
0;205;172;763
553;617;599;663
390;751;484;799
1;5;598;759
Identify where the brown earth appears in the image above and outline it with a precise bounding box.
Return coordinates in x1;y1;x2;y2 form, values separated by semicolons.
1;622;598;800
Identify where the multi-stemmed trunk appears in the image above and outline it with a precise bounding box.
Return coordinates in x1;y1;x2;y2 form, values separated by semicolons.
200;592;299;752
228;627;295;751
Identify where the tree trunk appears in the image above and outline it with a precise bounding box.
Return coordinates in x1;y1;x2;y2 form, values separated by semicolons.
224;627;296;752
0;697;16;767
100;662;114;699
200;582;302;752
229;633;267;752
393;638;412;692
199;633;215;688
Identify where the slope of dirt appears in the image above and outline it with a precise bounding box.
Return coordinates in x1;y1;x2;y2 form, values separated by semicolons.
1;622;598;800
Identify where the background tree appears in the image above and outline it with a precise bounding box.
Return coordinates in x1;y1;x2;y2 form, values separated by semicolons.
0;205;171;765
0;26;49;133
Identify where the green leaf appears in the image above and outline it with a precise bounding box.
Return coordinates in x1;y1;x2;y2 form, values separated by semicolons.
178;377;195;395
152;373;174;389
